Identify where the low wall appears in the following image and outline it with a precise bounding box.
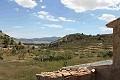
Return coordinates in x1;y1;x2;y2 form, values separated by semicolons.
36;65;120;80
36;68;93;80
36;74;92;80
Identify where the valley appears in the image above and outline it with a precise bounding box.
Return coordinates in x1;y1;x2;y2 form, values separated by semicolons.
0;31;112;80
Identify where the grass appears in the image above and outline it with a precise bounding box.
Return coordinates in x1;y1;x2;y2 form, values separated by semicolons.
0;60;63;80
0;56;111;80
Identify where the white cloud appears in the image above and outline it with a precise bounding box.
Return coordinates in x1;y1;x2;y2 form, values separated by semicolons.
61;0;120;13
39;0;43;2
40;27;45;29
27;10;29;12
8;0;13;2
58;17;75;22
41;5;46;9
34;11;75;22
44;24;63;29
100;27;113;32
34;11;59;21
65;28;75;31
99;14;116;22
14;0;37;9
36;22;41;24
14;8;20;12
90;14;95;16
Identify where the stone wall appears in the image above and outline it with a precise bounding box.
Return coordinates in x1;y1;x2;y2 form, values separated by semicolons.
36;68;93;80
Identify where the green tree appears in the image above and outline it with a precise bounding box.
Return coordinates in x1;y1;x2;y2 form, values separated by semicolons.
18;42;22;45
3;39;9;48
11;48;17;55
0;49;3;60
10;39;14;45
0;30;2;33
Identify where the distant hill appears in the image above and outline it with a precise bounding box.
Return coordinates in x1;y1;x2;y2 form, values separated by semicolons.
13;37;60;44
48;33;113;52
0;30;16;48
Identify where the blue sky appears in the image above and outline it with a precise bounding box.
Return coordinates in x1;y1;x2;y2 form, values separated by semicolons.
0;0;120;38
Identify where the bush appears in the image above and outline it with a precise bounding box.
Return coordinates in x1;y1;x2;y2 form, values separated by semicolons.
79;53;87;58
63;60;67;67
96;51;112;58
79;53;95;58
33;50;75;61
0;56;3;60
11;49;17;55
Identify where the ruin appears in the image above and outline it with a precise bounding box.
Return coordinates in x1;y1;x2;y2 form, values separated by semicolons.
36;18;120;80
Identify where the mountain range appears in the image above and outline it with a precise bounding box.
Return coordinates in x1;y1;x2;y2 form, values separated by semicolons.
13;37;60;44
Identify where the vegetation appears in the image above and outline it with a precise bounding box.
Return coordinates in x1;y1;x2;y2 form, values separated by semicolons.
0;56;110;80
48;33;112;51
0;31;113;80
33;50;74;61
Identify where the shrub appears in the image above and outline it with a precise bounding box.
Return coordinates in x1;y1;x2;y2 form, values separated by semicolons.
96;51;112;58
63;60;68;67
33;50;75;61
79;53;95;58
79;53;87;58
0;56;3;60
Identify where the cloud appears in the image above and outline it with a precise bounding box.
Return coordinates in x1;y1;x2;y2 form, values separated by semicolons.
14;0;37;9
90;14;95;16
58;17;75;22
39;0;43;2
8;0;14;2
34;11;59;21
40;27;45;29
44;24;63;29
41;5;46;9
65;28;75;31
61;0;120;13
34;11;75;22
14;8;20;12
14;26;23;29
27;10;29;12
36;22;41;24
100;27;113;32
99;14;116;22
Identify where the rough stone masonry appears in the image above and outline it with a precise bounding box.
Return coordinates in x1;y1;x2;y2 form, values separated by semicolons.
36;18;120;80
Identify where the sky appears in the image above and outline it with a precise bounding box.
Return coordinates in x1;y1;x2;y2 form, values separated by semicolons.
0;0;120;38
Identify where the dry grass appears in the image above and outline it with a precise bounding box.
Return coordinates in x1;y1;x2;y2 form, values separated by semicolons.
0;56;111;80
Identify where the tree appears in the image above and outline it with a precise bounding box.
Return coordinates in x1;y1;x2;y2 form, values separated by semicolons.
0;49;3;60
63;60;67;67
0;30;2;33
11;48;17;54
32;46;35;50
3;39;9;48
10;39;14;45
18;42;22;45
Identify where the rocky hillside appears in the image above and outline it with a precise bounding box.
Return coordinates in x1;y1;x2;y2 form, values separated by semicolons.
48;33;113;52
0;30;16;48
